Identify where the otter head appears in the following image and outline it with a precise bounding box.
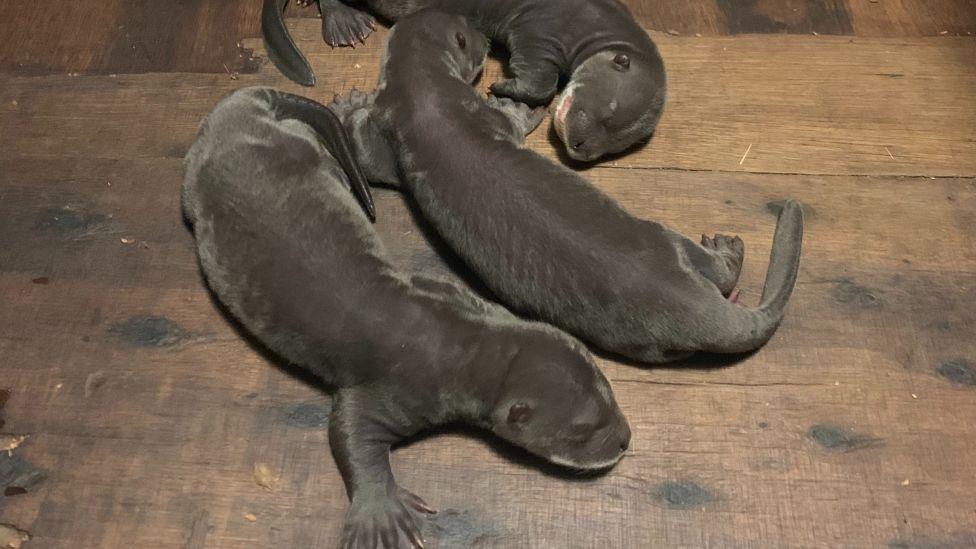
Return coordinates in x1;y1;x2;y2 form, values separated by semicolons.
552;48;666;162
490;336;630;471
398;12;489;85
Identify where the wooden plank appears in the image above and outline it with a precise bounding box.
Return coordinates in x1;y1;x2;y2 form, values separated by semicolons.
2;10;975;549
1;62;975;544
846;0;976;37
626;0;727;36
2;1;974;81
0;2;124;75
2;243;975;547
2;2;974;79
715;0;854;35
8;27;972;178
0;1;262;76
247;23;976;177
2;156;974;284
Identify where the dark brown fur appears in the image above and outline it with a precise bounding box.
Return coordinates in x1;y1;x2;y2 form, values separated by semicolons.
182;87;629;549
333;13;804;364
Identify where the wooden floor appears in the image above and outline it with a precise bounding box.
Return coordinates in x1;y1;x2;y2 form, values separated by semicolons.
2;1;975;548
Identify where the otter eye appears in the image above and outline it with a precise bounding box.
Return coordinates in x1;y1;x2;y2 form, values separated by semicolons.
507;402;532;424
456;32;466;50
612;53;630;71
570;422;593;436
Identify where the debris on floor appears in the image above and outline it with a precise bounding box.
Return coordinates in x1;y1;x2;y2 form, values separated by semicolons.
1;435;27;454
252;463;279;490
0;524;30;549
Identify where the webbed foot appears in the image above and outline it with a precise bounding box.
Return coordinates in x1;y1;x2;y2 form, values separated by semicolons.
322;3;377;47
329;88;374;122
700;233;745;296
339;488;436;548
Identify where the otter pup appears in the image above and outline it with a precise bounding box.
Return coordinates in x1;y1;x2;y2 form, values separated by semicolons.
262;0;666;161
183;87;630;548
332;13;804;364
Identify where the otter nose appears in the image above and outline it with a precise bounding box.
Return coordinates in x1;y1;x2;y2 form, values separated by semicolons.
619;423;632;452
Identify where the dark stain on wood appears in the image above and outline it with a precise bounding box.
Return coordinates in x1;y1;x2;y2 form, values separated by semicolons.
889;531;976;549
0;389;6;429
109;315;190;348
0;454;46;493
182;509;212;549
283;401;332;429
936;359;975;387
84;370;108;398
164;144;191;159
653;480;714;508
236;44;263;75
928;320;953;333
3;486;28;497
34;206;108;235
831;278;882;310
876;73;905;79
808;424;885;452
31;276;50;285
423;508;499;548
717;0;854;35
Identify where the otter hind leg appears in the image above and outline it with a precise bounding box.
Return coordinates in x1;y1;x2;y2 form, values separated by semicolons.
691;234;745;296
318;0;377;47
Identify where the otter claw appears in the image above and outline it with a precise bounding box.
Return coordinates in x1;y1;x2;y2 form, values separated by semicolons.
340;489;432;548
322;4;375;47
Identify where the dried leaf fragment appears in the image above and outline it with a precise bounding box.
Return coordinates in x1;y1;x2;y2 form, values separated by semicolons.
253;462;279;490
1;435;27;453
0;524;30;549
243;512;257;522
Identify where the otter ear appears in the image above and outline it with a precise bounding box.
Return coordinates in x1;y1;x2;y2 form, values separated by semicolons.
456;31;466;50
507;402;532;424
612;53;630;71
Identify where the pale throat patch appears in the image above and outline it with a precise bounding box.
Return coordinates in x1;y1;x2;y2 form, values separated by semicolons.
552;81;581;141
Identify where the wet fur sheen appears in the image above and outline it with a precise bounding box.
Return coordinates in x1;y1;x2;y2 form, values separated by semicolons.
182;87;629;549
333;13;804;364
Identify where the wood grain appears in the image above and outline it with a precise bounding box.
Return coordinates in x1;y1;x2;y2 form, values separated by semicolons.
5;27;975;178
233;22;976;177
1;8;975;549
1;1;974;78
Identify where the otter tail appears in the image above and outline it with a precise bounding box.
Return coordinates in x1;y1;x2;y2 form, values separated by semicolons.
266;89;376;220
701;200;803;353
262;0;316;86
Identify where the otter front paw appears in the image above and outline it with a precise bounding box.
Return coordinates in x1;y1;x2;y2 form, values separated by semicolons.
339;488;436;548
487;95;547;140
329;88;374;122
490;77;557;107
322;4;377;47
